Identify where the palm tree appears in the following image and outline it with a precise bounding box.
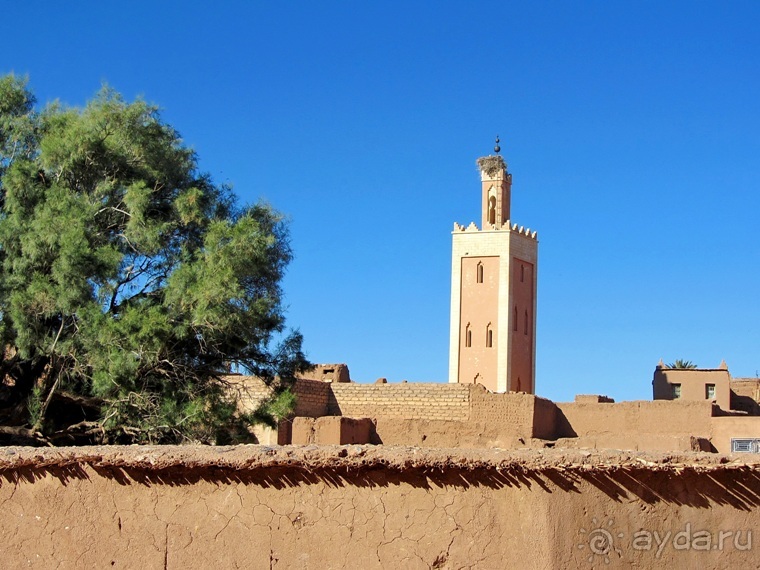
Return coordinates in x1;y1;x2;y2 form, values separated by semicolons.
667;359;698;369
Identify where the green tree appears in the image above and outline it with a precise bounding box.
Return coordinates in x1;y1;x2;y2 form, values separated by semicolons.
667;359;698;369
0;75;309;445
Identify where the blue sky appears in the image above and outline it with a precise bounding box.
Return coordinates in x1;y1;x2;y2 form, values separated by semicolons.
4;2;759;402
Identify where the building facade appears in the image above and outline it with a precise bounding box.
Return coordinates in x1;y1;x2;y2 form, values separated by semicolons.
448;152;538;393
652;359;731;411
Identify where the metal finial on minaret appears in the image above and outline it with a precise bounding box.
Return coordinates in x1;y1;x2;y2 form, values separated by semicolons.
494;135;501;154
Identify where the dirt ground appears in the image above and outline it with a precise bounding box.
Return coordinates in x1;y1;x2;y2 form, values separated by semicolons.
1;443;756;472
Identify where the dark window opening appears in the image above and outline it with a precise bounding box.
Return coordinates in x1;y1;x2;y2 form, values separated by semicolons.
476;262;483;284
524;310;529;335
486;325;493;348
513;307;518;331
465;324;472;348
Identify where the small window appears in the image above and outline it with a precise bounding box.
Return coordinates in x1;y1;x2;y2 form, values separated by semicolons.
732;438;760;453
465;324;472;348
733;439;753;453
524;310;528;335
476;262;484;284
486;324;493;348
706;384;716;399
672;384;681;399
513;307;518;331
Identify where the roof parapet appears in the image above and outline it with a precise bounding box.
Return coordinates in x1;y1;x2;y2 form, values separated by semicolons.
510;221;538;239
452;219;537;240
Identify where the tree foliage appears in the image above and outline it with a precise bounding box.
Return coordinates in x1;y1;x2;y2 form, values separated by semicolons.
0;75;309;445
667;359;698;369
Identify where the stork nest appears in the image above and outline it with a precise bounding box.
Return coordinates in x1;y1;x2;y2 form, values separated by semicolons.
476;155;507;177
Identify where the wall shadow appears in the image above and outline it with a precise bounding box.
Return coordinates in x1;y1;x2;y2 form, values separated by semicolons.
729;390;760;415
553;408;577;438
2;460;759;511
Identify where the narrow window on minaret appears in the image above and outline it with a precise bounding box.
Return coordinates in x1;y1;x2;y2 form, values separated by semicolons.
486;324;493;348
524;310;529;335
489;196;496;225
521;264;524;282
476;262;483;284
465;324;472;348
513;307;518;331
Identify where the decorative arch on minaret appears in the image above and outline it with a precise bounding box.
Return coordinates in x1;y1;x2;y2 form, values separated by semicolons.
487;186;497;225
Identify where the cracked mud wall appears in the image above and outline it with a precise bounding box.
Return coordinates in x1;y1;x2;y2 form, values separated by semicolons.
0;447;758;569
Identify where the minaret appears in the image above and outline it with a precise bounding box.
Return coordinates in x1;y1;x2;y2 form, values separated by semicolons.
448;138;538;393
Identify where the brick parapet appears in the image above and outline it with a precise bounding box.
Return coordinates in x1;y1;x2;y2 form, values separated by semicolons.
327;383;471;421
468;385;552;438
292;378;331;417
452;222;538;241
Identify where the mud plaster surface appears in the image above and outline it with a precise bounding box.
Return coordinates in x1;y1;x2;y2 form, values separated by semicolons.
0;445;758;569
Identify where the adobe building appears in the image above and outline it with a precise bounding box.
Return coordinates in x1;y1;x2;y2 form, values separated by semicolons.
652;360;760;452
448;140;538;393
652;359;731;410
296;363;351;384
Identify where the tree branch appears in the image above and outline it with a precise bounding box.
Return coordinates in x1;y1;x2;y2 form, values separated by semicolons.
35;316;67;429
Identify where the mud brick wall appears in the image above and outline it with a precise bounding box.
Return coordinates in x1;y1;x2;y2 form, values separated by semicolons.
711;416;760;453
230;377;554;438
1;447;758;570
468;386;549;439
225;377;331;445
532;395;558;440
326;383;471;421
555;400;714;438
225;376;331;418
292;379;331;417
223;375;272;410
730;379;760;415
229;376;726;452
291;416;373;445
